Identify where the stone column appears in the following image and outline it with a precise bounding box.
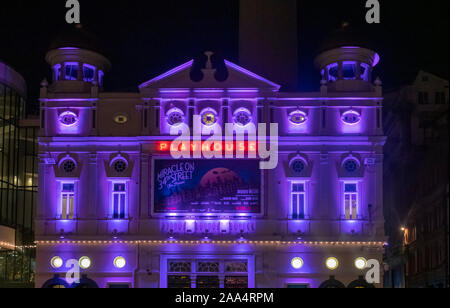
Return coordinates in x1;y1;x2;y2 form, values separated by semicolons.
140;153;150;218
87;153;98;218
77;63;83;81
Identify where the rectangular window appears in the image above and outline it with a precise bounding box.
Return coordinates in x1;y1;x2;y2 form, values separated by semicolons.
64;62;78;81
61;183;75;220
418;92;429;105
225;277;249;289
167;259;250;289
83;64;96;82
435;92;446;105
291;182;306;220
112;183;127;219
344;183;358;220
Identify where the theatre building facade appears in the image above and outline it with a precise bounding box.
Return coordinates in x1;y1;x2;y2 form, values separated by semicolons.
35;37;386;288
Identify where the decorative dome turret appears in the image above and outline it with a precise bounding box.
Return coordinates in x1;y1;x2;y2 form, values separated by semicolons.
315;23;380;92
45;25;111;93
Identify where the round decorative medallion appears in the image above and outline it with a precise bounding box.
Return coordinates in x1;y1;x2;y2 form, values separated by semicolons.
113;160;128;173
344;159;359;173
341;110;361;125
291;160;306;174
289;110;308;125
233;108;252;127
201;108;218;126
166;108;185;127
61;160;76;173
59;111;78;126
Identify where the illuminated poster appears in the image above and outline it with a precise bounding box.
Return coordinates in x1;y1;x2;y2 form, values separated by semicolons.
154;160;261;214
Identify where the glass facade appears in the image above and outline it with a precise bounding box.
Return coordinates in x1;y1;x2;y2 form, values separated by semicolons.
0;73;38;288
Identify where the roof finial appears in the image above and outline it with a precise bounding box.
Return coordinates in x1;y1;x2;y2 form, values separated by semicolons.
204;51;214;69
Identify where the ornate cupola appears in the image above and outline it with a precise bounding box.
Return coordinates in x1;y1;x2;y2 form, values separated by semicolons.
315;23;380;93
45;25;111;93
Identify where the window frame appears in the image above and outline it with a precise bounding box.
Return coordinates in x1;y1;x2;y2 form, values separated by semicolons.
58;181;77;220
161;255;255;289
341;181;361;221
110;180;129;220
289;180;309;220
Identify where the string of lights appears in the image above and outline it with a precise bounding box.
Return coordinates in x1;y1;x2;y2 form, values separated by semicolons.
0;241;36;250
35;240;387;246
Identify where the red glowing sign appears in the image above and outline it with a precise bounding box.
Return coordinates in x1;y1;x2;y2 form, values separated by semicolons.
156;141;259;155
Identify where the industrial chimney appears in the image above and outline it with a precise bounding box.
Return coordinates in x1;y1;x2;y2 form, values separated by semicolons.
239;0;299;91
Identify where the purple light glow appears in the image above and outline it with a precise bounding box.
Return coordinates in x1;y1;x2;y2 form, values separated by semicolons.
224;60;281;91
139;60;195;88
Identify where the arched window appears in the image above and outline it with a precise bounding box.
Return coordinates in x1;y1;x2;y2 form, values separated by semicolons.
347;276;375;288
41;275;70;289
319;276;346;289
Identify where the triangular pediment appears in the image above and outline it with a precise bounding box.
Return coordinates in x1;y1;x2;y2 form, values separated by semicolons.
139;59;280;91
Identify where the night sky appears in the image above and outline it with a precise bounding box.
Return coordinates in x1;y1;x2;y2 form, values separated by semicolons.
0;0;448;113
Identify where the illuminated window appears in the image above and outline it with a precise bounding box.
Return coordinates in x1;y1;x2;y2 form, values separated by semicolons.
291;182;306;220
64;62;78;80
343;61;358;80
83;64;96;83
61;183;75;220
98;71;104;86
327;63;338;82
344;183;358;220
326;257;339;270
167;259;249;289
53;64;61;81
360;63;370;81
112;183;127;220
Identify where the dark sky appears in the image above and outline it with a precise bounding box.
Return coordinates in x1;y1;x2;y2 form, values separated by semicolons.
0;0;448;113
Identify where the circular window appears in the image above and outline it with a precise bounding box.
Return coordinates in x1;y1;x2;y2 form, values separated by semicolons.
355;257;367;270
79;257;92;270
114;256;126;269
291;257;304;270
114;114;129;124
61;160;76;173
291;160;306;174
50;256;63;269
59;111;78;126
344;159;359;173
166;108;185;127
233;108;252;127
113;160;128;173
201;108;218;126
326;257;339;270
289;110;308;125
342;111;361;125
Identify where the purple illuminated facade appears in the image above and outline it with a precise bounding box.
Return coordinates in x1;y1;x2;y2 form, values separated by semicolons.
36;42;386;288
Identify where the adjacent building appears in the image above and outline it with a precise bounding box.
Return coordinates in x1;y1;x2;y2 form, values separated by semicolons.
35;29;386;288
0;61;39;288
383;71;449;288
